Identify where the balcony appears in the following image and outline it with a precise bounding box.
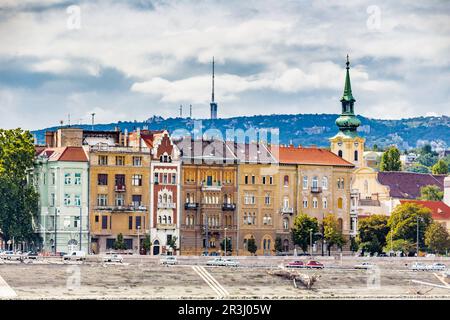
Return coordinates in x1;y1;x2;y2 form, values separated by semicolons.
95;205;147;212
114;185;126;192
310;186;322;193
157;202;176;209
222;203;236;211
156;223;176;230
184;203;199;210
201;183;222;191
280;207;294;215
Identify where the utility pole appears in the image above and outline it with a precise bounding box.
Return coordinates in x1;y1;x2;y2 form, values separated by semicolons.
79;207;82;251
309;229;313;256
321;212;325;256
224;227;228;257
137;225;141;255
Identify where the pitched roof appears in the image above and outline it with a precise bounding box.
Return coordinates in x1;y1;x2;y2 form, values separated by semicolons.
399;200;450;221
38;147;88;162
226;142;277;164
271;145;354;167
174;138;237;163
378;172;446;199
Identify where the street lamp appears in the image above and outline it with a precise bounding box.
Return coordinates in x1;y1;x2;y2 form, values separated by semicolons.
416;216;423;257
309;229;313;256
224;227;228;257
137;225;141;255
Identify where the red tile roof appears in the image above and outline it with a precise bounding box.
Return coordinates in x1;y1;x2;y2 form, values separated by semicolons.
400;200;450;221
271;145;354;167
378;172;445;199
38;147;88;162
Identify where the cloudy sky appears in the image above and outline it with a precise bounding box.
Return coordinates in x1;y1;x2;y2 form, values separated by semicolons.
0;0;449;130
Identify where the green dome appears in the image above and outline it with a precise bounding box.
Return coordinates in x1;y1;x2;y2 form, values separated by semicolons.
335;115;361;131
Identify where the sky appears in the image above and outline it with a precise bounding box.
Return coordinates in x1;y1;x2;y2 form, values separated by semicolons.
0;0;449;130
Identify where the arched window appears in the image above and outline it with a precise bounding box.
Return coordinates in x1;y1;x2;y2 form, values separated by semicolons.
159;194;162;203
313;197;318;208
312;176;318;188
163;194;167;203
284;175;289;186
323;197;328;209
283;218;289;230
303;197;308;208
168;216;172;224
354;150;358;161
338;218;343;232
185;216;189;225
283;239;289;252
303;176;308;189
338;150;343;157
338;197;343;209
168;195;172;203
163;215;167;224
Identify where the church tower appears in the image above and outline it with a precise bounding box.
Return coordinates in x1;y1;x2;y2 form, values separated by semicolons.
210;57;218;120
329;55;365;168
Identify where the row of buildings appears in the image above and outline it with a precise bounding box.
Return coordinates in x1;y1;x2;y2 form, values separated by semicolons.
31;57;450;255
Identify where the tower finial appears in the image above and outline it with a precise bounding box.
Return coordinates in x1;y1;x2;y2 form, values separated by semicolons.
346;54;350;69
211;56;215;102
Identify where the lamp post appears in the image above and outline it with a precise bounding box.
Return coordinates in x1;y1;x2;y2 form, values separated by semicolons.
309;229;313;256
79;207;82;251
416;216;422;257
137;225;141;255
224;227;228;257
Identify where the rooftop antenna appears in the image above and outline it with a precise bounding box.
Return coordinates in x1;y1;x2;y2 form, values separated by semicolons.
179;104;183;118
212;56;215;103
91;113;96;131
59;120;64;128
210;57;218;120
68;113;71;127
189;104;192;118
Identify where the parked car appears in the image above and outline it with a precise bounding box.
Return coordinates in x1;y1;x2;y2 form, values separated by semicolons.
378;253;388;257
160;256;178;265
411;262;427;271
223;259;240;267
206;257;226;266
23;251;39;260
102;254;123;263
354;262;375;269
428;263;447;271
63;251;86;261
2;251;22;261
305;260;324;269
286;260;305;268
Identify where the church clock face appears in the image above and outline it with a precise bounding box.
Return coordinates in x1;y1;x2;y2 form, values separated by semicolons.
354;142;359;147
337;141;343;147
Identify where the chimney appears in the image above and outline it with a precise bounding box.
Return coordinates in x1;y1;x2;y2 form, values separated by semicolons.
444;176;450;206
45;131;55;147
124;129;128;147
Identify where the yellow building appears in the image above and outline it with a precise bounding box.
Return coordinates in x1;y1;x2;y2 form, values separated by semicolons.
88;142;151;253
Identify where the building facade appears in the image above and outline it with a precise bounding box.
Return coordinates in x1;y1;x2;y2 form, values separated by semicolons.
34;146;90;253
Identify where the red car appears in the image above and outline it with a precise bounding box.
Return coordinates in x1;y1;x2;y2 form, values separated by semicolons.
286;260;304;268
306;260;324;269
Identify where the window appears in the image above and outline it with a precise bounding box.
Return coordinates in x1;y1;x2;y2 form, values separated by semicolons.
312;176;318;188
322;176;328;190
101;216;108;229
337;178;345;189
163;173;168;184
265;193;271;205
136;216;142;229
354;150;358;161
338;150;343;158
338;197;343;209
64;194;71;206
171;173;176;184
128;216;133;230
244;175;248;184
64;173;71;185
269;176;273;185
251;175;255;184
323;197;328;209
50;193;55;207
74;173;81;185
154;173;159;184
283;196;289;209
132;195;142;207
95;215;99;223
303;197;308;208
284;175;289;186
132;174;142;186
115;193;125;206
115;174;125;187
97;194;108;206
98;155;108;165
116;156;125;166
74;195;81;206
51;172;56;185
283;218;289;230
244;193;256;205
313;197;318;208
262;176;266;185
98;174;108;186
303;176;308;189
133;156;142;166
74;217;78;228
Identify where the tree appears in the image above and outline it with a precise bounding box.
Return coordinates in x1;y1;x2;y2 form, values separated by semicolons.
387;203;433;251
419;185;444;201
350;236;359;252
168;236;178;252
291;213;319;252
142;234;152;254
380;146;401;172
357;215;389;254
274;236;283;253
323;214;345;255
383;239;414;255
0;129;40;246
417;153;438;167
114;233;126;250
220;237;232;254
406;164;430;174
425;222;450;254
247;238;257;255
431;159;448;175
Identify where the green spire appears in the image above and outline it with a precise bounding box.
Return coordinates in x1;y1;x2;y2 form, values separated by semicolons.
341;54;355;103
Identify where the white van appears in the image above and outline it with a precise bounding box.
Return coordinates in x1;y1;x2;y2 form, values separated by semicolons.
63;251;86;261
